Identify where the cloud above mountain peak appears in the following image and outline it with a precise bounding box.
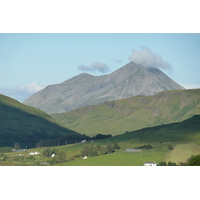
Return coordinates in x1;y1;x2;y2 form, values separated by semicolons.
128;46;172;71
78;62;110;74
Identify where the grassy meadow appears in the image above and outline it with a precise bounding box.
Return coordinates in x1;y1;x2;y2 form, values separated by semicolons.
165;143;200;164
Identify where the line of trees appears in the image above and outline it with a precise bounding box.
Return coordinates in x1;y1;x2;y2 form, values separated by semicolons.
158;161;177;166
81;142;120;157
36;134;89;148
135;144;153;149
93;134;112;140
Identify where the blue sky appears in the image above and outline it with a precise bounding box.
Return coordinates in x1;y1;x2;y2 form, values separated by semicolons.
0;33;200;102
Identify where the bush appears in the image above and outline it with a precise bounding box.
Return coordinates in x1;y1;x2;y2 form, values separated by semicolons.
135;144;153;149
167;144;173;150
167;161;177;166
158;161;177;166
187;154;200;166
70;156;75;161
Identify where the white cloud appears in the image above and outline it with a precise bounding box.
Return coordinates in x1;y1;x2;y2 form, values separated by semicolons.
128;46;172;70
179;83;200;89
19;82;45;94
0;82;46;102
78;61;110;74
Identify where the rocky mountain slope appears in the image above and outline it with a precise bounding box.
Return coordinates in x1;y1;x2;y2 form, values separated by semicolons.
23;62;184;114
51;89;200;137
0;94;88;148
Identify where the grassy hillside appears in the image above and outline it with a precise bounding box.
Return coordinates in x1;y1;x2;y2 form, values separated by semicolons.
0;95;89;149
56;114;200;166
1;114;200;166
51;89;200;137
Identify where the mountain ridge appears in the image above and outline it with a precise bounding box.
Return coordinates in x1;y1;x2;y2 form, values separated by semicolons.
23;62;184;114
51;88;200;137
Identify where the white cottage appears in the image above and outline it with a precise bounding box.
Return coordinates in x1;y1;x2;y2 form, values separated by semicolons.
29;151;40;155
144;162;157;166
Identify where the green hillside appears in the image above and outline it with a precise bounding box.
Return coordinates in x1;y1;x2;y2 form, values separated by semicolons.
0;94;89;149
1;114;200;166
51;89;200;137
56;114;200;166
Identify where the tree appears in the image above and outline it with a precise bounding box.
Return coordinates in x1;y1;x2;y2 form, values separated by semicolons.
70;156;75;161
53;151;67;163
81;145;90;157
57;151;67;162
167;144;173;150
52;148;59;155
43;148;53;157
187;154;200;166
158;161;167;166
100;147;107;155
96;144;102;151
106;142;114;154
95;134;112;140
113;142;120;149
14;142;21;150
167;161;177;166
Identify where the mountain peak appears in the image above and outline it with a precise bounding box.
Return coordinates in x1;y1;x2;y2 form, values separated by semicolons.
23;62;185;114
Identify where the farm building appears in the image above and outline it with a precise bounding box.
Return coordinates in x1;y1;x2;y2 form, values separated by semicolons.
126;149;141;152
29;151;40;155
144;162;157;166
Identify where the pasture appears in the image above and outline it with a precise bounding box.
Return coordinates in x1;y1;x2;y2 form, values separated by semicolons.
165;143;200;164
55;149;165;166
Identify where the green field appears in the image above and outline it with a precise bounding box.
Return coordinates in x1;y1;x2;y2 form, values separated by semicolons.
55;150;165;166
165;143;200;164
1;115;200;166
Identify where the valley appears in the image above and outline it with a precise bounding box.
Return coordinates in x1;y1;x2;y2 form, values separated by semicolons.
1;62;199;166
1;114;200;166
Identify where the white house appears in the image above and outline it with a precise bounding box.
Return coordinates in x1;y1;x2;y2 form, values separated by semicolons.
144;162;157;166
29;151;40;155
83;156;87;159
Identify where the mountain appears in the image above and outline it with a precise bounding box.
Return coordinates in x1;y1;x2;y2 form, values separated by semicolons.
0;94;88;148
23;62;184;114
51;89;200;137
